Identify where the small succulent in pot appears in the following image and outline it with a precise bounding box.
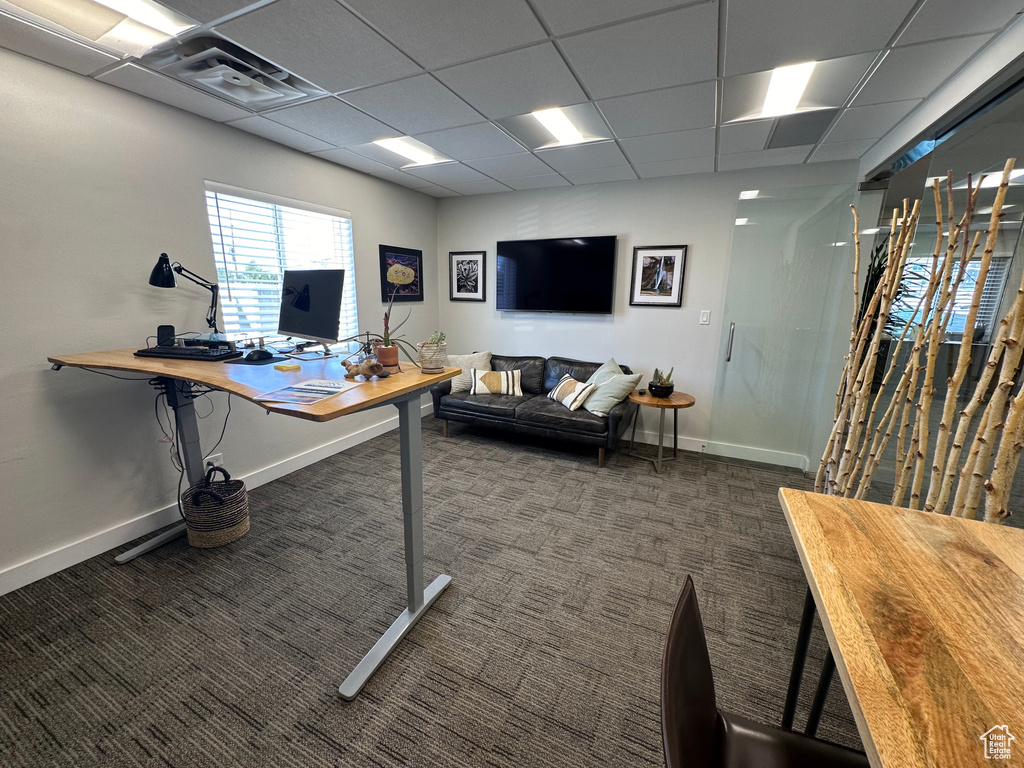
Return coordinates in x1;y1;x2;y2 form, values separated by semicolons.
649;367;674;398
417;330;448;374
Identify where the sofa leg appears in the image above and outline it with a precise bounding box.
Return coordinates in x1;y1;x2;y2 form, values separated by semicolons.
598;447;605;468
442;419;448;438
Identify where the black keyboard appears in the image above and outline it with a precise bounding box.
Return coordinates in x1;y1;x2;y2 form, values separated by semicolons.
134;346;243;362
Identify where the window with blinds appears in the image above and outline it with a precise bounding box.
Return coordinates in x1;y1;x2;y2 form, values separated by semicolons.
892;257;1011;341
204;184;359;350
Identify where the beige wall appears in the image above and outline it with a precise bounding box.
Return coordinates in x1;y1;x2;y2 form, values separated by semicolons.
0;50;439;592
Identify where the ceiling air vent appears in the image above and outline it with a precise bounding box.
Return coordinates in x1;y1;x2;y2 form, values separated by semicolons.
142;36;323;110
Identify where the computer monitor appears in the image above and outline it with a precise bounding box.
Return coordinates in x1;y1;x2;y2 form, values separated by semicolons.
277;269;346;347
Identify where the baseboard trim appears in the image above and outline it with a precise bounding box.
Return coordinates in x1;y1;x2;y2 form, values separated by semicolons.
627;428;705;456
702;440;809;472
0;401;432;597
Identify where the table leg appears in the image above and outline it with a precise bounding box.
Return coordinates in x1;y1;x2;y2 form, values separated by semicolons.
781;586;816;729
673;409;678;458
655;408;667;473
629;406;639;454
805;649;836;737
116;378;201;564
339;394;452;700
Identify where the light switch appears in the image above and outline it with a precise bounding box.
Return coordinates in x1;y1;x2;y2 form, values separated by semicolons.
699;310;711;325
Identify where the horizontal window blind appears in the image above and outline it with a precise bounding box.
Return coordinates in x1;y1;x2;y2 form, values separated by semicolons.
893;257;1010;341
205;188;359;349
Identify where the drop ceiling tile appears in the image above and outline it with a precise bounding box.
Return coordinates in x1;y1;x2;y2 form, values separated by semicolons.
718;120;773;153
464;153;553;179
402;162;491;185
0;11;119;75
413;123;526;160
342;0;546;69
808;139;875;162
826;98;921;142
852;35;992;106
598;81;717;138
96;63;251;122
367;168;439;189
535;141;628;172
434;43;587;119
418;185;461;197
635;156;715;178
340;75;482;135
717;145;813;171
723;0;919;76
216;0;421;94
443;179;514;195
768;109;839;148
265;97;396;146
530;0;689;35
897;0;1021;46
560;4;718;99
151;0;252;25
564;166;638;184
312;147;401;174
227;115;336;152
620;128;716;164
503;174;572;190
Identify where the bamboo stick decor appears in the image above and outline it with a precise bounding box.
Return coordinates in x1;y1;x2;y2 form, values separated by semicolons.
817;158;1022;523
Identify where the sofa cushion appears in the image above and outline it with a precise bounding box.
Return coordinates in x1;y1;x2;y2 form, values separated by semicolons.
470;368;523;396
441;391;533;418
491;355;546;394
584;359;642;417
544;356;603;392
514;396;609;435
547;374;597;411
447;351;491;392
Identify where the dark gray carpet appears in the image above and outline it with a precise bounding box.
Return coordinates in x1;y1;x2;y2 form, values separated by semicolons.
0;417;860;766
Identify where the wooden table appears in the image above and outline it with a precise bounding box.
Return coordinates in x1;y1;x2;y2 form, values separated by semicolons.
778;488;1024;767
627;390;695;473
48;348;459;700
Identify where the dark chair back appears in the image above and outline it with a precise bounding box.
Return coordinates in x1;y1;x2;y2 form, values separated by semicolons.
661;575;719;768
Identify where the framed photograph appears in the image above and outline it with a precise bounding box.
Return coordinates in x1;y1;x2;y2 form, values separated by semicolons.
379;245;423;303
629;245;687;307
449;251;486;301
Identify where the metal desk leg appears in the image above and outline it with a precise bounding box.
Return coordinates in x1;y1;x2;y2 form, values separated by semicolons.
805;649;836;736
115;378;201;564
339;395;452;700
781;586;816;729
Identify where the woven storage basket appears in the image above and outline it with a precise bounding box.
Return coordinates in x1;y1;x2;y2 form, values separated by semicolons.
181;467;249;548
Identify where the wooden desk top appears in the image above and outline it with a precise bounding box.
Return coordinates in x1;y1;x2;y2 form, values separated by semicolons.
628;390;695;409
779;488;1024;768
48;348;459;423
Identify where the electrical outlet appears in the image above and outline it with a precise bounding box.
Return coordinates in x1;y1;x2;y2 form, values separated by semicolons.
699;310;711;325
205;453;223;470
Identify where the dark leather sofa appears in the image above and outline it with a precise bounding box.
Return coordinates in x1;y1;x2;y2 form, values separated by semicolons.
430;354;639;467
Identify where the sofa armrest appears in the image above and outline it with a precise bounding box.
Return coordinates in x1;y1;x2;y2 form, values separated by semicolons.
430;379;452;417
605;397;638;448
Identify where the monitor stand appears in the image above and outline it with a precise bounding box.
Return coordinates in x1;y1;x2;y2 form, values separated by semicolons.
286;341;337;361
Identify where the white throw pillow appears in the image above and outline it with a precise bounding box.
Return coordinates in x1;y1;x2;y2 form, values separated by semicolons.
447;351;492;392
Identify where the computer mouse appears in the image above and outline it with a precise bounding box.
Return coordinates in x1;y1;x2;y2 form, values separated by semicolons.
246;348;274;361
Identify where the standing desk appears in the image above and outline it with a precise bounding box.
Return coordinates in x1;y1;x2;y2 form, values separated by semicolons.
47;348;459;701
778;488;1024;767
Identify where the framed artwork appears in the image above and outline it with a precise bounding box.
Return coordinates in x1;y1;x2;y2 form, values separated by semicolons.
379;245;423;303
449;251;486;302
629;245;687;307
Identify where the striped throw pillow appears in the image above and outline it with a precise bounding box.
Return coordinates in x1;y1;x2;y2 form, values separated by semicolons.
547;373;597;411
470;368;523;396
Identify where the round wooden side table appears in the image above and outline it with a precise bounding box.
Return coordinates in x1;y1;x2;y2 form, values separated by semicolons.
627;390;696;473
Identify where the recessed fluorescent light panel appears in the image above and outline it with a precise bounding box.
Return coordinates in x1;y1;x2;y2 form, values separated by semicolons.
532;107;584;146
735;218;749;225
373;137;451;167
739;190;759;199
761;61;816;118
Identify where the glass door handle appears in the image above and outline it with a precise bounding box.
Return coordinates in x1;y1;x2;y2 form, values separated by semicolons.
726;322;735;362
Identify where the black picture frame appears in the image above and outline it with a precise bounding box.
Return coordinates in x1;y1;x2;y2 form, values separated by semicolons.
629;245;687;307
449;251;486;302
379;245;424;303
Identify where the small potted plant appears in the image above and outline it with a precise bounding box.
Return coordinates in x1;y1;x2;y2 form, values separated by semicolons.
649;367;674;398
417;330;447;374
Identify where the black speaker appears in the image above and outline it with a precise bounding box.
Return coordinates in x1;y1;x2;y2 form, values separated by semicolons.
157;325;176;347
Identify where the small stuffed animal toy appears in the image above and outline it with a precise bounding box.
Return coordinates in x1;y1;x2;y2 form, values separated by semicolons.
343;358;385;379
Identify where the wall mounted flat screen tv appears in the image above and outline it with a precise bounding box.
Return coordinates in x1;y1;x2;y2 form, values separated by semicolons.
496;236;617;313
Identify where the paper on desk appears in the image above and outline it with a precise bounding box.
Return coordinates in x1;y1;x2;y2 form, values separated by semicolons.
254;379;360;405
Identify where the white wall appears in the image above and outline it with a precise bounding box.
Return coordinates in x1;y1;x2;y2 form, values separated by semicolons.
0;50;439;593
436;162;859;456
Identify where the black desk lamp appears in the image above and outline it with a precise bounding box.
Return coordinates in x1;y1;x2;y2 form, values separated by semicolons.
149;252;221;334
